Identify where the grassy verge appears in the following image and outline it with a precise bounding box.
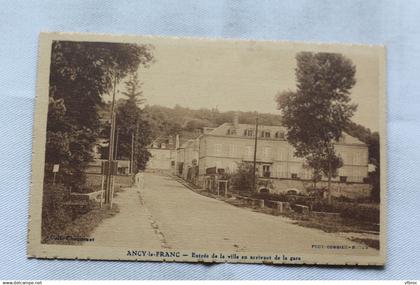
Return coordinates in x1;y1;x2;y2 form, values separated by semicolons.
44;203;120;245
282;211;378;233
349;237;380;250
41;176;132;245
84;174;133;194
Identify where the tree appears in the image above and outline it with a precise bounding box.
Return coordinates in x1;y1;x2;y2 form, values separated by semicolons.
305;152;343;191
345;122;380;202
303;154;323;190
121;72;145;107
276;52;357;203
113;73;153;171
184;119;208;131
143;105;183;137
230;162;256;193
46;41;154;189
366;132;380;202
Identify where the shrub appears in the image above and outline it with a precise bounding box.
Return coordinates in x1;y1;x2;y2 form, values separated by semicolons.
339;203;379;224
230;162;256;193
41;183;72;241
311;201;339;213
334;195;353;203
334;195;373;204
41;183;96;242
310;200;379;224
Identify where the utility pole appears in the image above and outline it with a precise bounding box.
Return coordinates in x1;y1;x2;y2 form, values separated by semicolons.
114;126;120;160
105;73;118;205
114;127;119;160
133;118;140;173
130;132;134;174
252;115;259;193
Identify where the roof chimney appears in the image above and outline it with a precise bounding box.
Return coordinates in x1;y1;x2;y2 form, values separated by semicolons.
233;112;239;128
175;134;180;149
168;135;174;148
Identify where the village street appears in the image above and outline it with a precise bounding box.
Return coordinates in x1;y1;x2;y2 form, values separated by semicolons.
90;172;378;256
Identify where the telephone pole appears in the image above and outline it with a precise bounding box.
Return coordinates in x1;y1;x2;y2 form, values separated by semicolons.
114;127;119;160
130;132;135;174
252;115;259;192
105;73;118;205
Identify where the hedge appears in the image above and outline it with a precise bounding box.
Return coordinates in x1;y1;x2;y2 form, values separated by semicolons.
41;183;95;242
311;201;379;224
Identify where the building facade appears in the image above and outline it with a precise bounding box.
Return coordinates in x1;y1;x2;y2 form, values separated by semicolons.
146;136;177;173
197;118;369;187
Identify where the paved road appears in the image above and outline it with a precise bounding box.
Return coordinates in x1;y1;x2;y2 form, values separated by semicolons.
135;172;378;255
89;172;378;256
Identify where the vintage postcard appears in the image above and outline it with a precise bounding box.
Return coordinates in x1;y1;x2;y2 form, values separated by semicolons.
28;32;386;265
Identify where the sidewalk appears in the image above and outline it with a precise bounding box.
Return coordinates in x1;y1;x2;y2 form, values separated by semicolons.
87;186;164;249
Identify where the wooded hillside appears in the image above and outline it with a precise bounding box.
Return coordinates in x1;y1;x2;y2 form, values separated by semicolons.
143;104;283;138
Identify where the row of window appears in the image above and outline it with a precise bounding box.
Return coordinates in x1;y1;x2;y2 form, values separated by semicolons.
214;144;299;161
214;144;275;158
340;151;368;165
227;128;285;139
206;161;366;182
212;143;367;165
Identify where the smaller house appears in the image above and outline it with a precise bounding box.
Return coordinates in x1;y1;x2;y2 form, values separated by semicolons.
146;136;177;173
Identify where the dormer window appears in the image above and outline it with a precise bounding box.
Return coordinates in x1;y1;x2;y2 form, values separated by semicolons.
244;129;254;137
227;128;236;135
261;131;271;138
275;131;285;139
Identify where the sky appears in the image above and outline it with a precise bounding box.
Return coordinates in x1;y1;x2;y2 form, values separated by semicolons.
116;37;383;132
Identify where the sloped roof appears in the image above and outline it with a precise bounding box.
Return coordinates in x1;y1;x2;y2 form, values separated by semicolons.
205;122;365;145
207;123;286;136
338;133;365;145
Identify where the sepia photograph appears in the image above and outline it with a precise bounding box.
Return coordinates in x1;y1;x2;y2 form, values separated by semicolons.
28;32;386;265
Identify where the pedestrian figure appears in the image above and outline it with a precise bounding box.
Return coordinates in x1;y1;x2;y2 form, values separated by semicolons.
135;171;144;189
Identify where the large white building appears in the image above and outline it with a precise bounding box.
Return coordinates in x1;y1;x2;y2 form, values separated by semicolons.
192;114;370;197
197;120;369;183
